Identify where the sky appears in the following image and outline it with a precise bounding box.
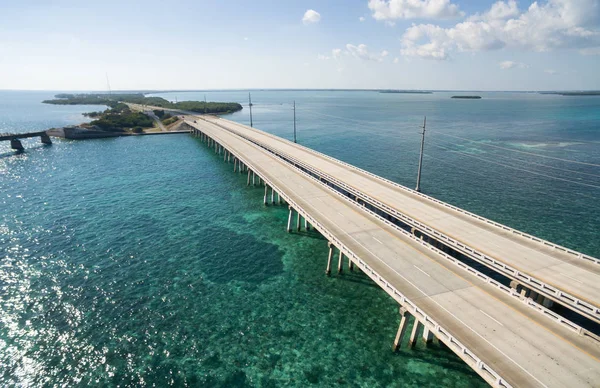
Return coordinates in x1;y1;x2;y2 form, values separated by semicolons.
1;0;599;91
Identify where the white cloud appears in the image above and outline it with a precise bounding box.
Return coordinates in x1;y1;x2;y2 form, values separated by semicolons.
368;0;463;20
545;69;558;75
302;9;321;24
346;43;390;61
499;60;528;69
393;57;400;63
317;48;343;60
400;0;600;60
319;44;389;62
359;16;366;22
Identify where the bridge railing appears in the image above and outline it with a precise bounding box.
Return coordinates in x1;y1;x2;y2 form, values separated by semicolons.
188;122;513;388
206;118;600;324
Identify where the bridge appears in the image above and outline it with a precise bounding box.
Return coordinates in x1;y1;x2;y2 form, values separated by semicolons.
181;116;600;387
198;116;600;326
0;131;52;151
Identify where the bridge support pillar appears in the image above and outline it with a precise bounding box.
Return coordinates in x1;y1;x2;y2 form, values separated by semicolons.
326;242;334;277
252;171;256;186
264;185;268;205
234;158;237;172
10;139;24;151
393;307;409;351
297;213;301;231
408;320;422;348
338;251;344;274
271;187;275;204
40;133;52;145
422;327;433;344
287;206;293;233
349;256;354;271
247;170;251;186
305;219;310;231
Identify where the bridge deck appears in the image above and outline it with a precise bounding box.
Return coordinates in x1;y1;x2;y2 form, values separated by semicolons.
0;131;46;141
198;116;600;323
188;119;600;388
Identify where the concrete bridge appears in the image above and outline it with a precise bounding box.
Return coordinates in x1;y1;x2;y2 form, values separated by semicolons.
0;131;52;151
183;116;600;388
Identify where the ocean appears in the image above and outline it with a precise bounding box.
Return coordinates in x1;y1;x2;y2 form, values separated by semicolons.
1;89;599;386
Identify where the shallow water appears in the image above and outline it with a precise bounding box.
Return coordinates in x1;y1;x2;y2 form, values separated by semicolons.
1;90;599;386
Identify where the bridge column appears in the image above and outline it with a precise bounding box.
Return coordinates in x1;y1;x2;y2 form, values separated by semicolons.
234;158;237;172
252;171;256;186
422;327;433;344
326;242;334;276
287;206;293;233
305;219;310;231
40;133;52;145
349;256;354;271
223;149;227;162
264;185;268;205
408;320;422;348
247;170;251;186
338;251;344;274
10;139;24;151
271;187;275;204
393;307;409;351
297;212;301;231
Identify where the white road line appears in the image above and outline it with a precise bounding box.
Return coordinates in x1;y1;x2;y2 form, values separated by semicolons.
373;237;383;245
337;212;345;218
559;272;584;284
413;265;431;277
479;309;504;327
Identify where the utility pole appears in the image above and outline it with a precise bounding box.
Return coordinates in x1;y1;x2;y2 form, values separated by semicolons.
415;116;426;193
204;94;207;115
249;92;253;127
293;100;297;143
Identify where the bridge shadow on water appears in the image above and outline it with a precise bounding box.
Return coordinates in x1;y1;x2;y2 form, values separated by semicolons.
0;144;51;159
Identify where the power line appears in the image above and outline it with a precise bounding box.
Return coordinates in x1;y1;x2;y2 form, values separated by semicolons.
429;142;600;190
429;130;600;168
430;137;600;179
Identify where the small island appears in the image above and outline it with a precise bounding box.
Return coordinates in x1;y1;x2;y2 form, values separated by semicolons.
379;90;433;94
43;93;243;137
539;91;600;96
451;95;482;99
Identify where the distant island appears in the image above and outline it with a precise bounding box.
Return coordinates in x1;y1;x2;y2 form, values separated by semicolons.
43;93;243;135
451;96;482;99
379;90;433;94
539;91;600;96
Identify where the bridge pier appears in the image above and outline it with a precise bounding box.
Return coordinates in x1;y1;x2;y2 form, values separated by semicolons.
297;212;301;231
234;158;237;172
326;242;334;276
338;251;344;274
264;185;268;205
349;256;354;271
305;219;310;231
422;327;433;344
408;320;422;348
40;133;52;145
393;307;409;351
247;170;251;186
10;139;24;151
287;206;293;233
271;187;275;204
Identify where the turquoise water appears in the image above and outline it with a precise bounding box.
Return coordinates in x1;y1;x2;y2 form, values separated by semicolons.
1;90;599;386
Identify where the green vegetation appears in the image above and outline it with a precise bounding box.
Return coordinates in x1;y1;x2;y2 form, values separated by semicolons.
43;93;243;114
89;106;154;132
162;116;179;126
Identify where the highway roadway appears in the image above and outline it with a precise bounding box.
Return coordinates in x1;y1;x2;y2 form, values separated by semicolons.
186;118;600;388
197;115;600;325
